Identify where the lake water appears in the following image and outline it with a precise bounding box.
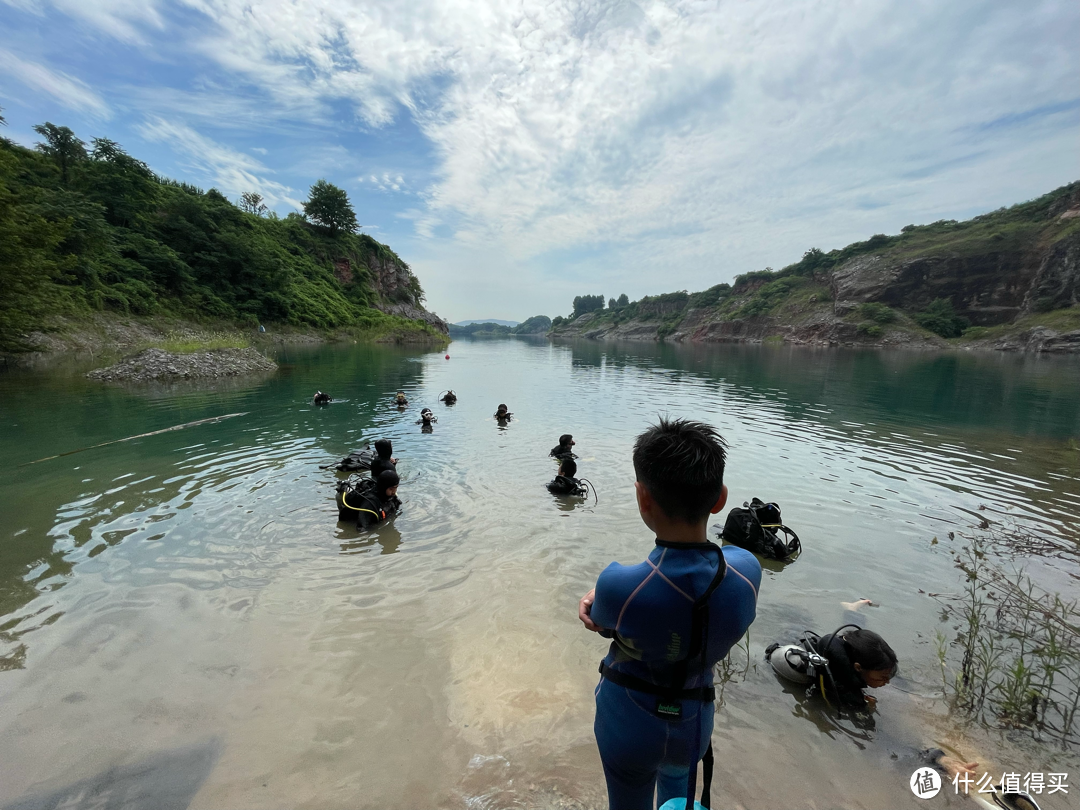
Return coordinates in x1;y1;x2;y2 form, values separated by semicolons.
1;338;1078;809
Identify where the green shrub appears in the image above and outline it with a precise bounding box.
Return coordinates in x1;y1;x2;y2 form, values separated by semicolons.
915;298;970;338
856;322;883;337
858;302;896;324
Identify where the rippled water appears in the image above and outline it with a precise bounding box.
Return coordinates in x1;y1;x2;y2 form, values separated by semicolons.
1;339;1078;809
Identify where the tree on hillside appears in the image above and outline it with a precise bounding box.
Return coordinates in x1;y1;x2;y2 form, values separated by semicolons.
572;294;605;318
239;191;268;217
0;106;6;126
33;122;87;185
303;179;357;235
608;297;617;310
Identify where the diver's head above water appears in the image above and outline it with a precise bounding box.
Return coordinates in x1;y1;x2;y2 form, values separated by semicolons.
374;438;393;459
559;457;577;478
558;433;574;449
843;628;898;687
495;403;511;418
633;417;728;540
376;469;400;501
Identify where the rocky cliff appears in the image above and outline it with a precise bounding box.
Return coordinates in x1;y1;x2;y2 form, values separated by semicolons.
331;236;449;335
552;181;1080;353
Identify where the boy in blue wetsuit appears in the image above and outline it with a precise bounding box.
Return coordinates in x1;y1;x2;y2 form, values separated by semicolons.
578;418;761;810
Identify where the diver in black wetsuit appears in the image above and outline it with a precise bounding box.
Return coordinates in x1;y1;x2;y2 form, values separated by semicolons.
550;433;576;459
313;391;333;405
336;470;402;529
440;390;457;405
547;457;586;496
494;403;512;421
415;408;437;426
766;625;897;710
394;391;409;407
369;439;397;477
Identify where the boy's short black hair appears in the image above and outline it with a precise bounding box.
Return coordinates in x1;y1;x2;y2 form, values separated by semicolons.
843;629;898;675
632;417;726;523
560;457;577;477
559;433;573;445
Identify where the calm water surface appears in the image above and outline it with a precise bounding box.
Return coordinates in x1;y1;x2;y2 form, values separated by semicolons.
1;339;1078;809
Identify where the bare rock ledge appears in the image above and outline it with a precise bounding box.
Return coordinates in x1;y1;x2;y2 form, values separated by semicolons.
87;347;277;383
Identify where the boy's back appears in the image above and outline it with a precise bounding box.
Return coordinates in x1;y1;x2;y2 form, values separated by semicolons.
592;542;760;688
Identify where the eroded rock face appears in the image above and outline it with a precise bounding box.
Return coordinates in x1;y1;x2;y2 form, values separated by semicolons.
87;348;277;383
1022;231;1080;313
830;252;1043;326
374;301;449;333
334;250;449;335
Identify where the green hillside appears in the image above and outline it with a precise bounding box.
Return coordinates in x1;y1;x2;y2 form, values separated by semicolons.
0;121;442;352
552;181;1080;349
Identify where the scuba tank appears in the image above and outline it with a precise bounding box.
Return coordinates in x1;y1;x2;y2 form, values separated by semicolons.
765;643;820;684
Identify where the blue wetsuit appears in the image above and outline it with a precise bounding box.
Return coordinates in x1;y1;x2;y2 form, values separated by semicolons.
591;540;761;810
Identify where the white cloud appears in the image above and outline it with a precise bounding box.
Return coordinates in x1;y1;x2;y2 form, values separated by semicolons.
359;172;408;193
137;116;301;208
22;0;1080;319
0;48;111;118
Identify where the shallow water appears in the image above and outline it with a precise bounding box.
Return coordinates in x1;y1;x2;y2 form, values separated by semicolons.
1;339;1078;809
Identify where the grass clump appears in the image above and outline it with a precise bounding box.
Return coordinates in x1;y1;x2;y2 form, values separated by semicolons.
935;521;1080;747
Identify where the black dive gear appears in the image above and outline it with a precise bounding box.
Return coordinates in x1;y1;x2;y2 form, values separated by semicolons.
336;472;401;529
313;391;333;405
369;439;396;477
719;497;801;560
439;390;457;404
598;542;727;810
766;624;871;710
325;446;375;472
494;404;512;420
394;391;408;407
550;434;576;458
547;475;586;496
415;408;437;425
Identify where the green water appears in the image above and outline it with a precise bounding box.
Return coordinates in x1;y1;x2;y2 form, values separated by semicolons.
1;339;1078;809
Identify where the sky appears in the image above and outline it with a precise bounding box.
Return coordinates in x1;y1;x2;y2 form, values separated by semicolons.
1;1;1078;324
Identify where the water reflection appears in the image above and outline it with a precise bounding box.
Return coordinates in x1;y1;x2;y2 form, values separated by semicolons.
1;338;1078;808
338;522;403;556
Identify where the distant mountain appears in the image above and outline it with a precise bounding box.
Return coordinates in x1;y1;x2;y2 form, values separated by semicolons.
454;319;519;327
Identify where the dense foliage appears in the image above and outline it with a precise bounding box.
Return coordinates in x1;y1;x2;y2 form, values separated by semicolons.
914;298;970;338
572;294;605;318
303;179;358;235
511;315;551;334
0;121;430;351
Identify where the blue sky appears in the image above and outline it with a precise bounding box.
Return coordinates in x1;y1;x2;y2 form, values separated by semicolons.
1;0;1078;323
